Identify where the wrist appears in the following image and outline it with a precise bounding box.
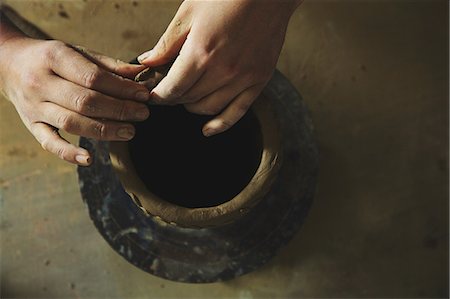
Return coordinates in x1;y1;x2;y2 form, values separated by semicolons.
0;10;28;88
0;34;31;92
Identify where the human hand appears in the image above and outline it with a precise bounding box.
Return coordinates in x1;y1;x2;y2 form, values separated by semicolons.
0;37;150;166
138;0;301;136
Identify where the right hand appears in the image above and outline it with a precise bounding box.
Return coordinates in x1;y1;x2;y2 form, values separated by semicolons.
0;37;150;166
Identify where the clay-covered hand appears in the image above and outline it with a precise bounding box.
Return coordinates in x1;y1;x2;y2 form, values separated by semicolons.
0;37;150;166
138;0;301;136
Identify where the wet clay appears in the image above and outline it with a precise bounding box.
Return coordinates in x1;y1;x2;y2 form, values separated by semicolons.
128;105;263;208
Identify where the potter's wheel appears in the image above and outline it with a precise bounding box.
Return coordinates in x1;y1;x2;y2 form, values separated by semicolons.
77;70;318;283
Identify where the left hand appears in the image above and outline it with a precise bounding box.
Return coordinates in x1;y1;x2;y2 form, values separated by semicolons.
138;0;301;136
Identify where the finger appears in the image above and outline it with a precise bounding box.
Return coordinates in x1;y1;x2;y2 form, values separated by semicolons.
30;122;91;166
40;102;136;141
135;64;171;90
149;52;205;104
73;45;147;79
137;14;190;66
202;85;264;137
184;83;242;115
49;44;150;102
180;68;236;104
46;76;149;121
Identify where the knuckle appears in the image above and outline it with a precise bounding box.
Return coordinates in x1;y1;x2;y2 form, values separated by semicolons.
40;43;54;61
195;47;213;67
40;136;70;161
42;40;65;61
203;105;222;115
40;138;51;152
153;36;176;63
93;122;107;139
185;45;212;69
221;63;240;80
57;113;73;131
73;92;94;113
115;103;129;121
55;146;69;161
81;66;102;88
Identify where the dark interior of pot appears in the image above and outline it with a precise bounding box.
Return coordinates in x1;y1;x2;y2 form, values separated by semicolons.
128;105;263;208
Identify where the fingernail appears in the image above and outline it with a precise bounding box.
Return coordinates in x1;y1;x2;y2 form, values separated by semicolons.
136;90;150;101
135;108;149;120
75;154;90;166
117;127;135;140
137;50;152;63
203;128;214;137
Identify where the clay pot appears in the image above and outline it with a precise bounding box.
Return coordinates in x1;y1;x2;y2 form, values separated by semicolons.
109;69;282;228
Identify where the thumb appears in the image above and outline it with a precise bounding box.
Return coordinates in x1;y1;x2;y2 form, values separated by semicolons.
72;46;146;79
138;17;189;67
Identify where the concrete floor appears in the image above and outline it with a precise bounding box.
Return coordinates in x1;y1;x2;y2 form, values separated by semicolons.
0;0;448;298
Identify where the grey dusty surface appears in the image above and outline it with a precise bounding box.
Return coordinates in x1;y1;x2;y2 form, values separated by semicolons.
0;0;448;298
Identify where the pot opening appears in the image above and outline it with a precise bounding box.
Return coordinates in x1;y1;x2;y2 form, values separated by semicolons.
128;105;263;209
